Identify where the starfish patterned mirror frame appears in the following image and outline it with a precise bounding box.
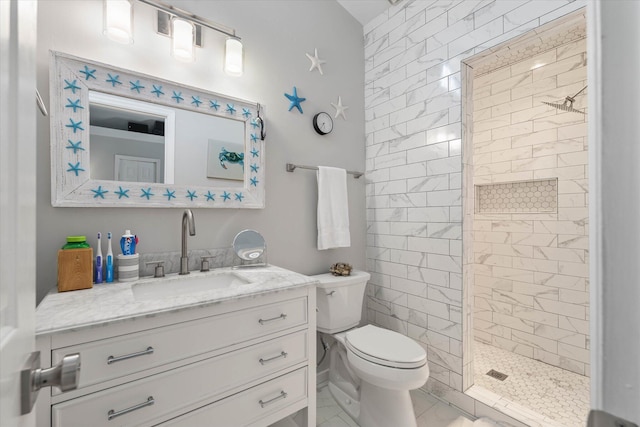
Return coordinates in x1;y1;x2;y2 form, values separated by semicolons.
49;51;265;208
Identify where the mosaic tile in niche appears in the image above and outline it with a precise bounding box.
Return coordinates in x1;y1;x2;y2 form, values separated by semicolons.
476;179;557;213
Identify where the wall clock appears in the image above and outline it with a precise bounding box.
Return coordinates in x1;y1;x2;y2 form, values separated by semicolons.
312;112;333;135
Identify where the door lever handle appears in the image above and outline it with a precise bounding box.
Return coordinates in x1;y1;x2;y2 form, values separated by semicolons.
21;351;80;414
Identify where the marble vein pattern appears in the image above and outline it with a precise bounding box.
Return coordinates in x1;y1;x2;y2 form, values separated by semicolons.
363;0;588;421
35;265;317;335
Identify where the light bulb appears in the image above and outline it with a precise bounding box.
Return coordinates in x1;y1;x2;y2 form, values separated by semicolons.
104;0;133;44
224;38;243;76
172;18;194;61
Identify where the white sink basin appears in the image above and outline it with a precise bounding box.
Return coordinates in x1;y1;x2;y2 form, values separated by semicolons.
132;272;250;301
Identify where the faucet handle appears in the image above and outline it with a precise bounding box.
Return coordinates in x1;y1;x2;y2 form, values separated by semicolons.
200;256;215;272
145;261;165;278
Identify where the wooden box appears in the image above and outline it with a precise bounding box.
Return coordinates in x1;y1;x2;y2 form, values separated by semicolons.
57;248;93;292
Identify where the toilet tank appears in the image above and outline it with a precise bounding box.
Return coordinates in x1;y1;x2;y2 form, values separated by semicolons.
311;270;371;334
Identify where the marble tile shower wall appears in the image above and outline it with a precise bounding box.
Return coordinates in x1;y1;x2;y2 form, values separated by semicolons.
363;0;586;397
472;39;589;376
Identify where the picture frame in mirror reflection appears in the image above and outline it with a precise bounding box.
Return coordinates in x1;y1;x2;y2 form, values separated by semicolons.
49;51;265;208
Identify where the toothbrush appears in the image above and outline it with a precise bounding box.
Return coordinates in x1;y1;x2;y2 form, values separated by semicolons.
95;232;103;284
106;232;114;283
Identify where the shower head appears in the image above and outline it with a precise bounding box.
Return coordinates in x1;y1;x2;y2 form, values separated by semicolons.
541;85;587;115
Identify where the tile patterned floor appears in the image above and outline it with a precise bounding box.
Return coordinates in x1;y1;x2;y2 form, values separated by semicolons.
316;384;474;427
473;340;590;427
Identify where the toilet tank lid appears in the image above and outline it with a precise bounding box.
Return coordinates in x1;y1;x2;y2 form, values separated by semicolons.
309;270;371;287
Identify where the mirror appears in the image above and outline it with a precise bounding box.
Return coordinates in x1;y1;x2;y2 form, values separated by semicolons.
50;51;265;208
233;229;266;261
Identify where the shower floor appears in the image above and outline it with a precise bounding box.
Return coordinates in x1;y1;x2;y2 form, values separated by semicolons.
472;340;590;427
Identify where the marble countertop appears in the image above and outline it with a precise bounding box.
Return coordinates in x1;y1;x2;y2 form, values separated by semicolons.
36;265;317;336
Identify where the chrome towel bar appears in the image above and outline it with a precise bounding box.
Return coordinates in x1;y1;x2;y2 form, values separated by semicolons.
285;163;363;178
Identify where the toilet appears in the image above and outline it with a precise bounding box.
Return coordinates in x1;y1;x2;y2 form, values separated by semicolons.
312;270;429;427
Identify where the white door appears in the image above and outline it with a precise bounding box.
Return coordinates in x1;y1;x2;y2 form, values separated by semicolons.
115;155;161;183
0;0;38;426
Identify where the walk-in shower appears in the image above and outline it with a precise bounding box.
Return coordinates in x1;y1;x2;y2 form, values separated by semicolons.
461;10;590;427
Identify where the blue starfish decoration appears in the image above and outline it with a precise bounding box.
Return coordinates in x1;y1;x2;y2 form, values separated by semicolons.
66;119;84;133
164;189;176;200
209;100;220;110
151;85;164;97
221;191;231;201
226;103;236;115
63;79;81;94
65;98;83;113
130;80;145;93
250;164;259;173
250;133;258;143
251;118;260;129
66;162;84;176
79;65;97;80
114;186;129;199
250;177;258;187
191;96;202;107
172;91;184;103
242;108;251;118
91;185;108;199
284;86;306;114
106;73;122;87
141;188;154;200
66;140;84;153
234;192;244;202
251;148;259;158
186;190;197;201
205;191;215;201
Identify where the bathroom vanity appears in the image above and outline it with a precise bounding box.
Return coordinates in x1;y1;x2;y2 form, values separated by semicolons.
34;266;317;427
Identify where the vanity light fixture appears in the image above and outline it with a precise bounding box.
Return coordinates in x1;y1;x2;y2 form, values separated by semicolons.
224;37;243;76
103;0;133;44
171;17;195;61
134;0;244;76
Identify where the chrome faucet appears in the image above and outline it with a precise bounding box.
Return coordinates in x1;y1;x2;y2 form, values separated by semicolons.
180;209;196;275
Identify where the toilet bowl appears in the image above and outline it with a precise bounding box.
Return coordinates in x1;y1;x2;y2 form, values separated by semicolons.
312;271;430;427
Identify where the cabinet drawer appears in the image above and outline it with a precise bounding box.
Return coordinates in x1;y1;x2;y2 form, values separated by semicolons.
158;368;308;427
52;296;307;394
52;330;308;427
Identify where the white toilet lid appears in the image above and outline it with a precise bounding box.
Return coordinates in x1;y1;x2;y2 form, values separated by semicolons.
345;325;426;369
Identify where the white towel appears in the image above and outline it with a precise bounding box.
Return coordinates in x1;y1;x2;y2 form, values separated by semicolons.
317;166;351;250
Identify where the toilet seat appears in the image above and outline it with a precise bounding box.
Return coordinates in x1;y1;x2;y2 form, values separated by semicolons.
345;325;426;369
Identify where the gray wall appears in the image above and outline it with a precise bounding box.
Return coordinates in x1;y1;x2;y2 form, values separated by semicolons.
36;0;365;303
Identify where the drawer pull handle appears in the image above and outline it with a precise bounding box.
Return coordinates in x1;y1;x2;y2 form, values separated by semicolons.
259;351;288;365
107;347;154;365
108;396;154;420
259;391;287;408
327;290;336;296
258;313;287;325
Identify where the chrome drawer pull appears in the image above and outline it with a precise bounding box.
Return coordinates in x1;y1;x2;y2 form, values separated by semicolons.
327;290;336;296
108;396;154;420
259;391;287;408
107;347;154;365
259;351;288;365
258;313;287;325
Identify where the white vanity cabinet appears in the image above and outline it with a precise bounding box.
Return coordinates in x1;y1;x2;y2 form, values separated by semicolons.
35;286;316;427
